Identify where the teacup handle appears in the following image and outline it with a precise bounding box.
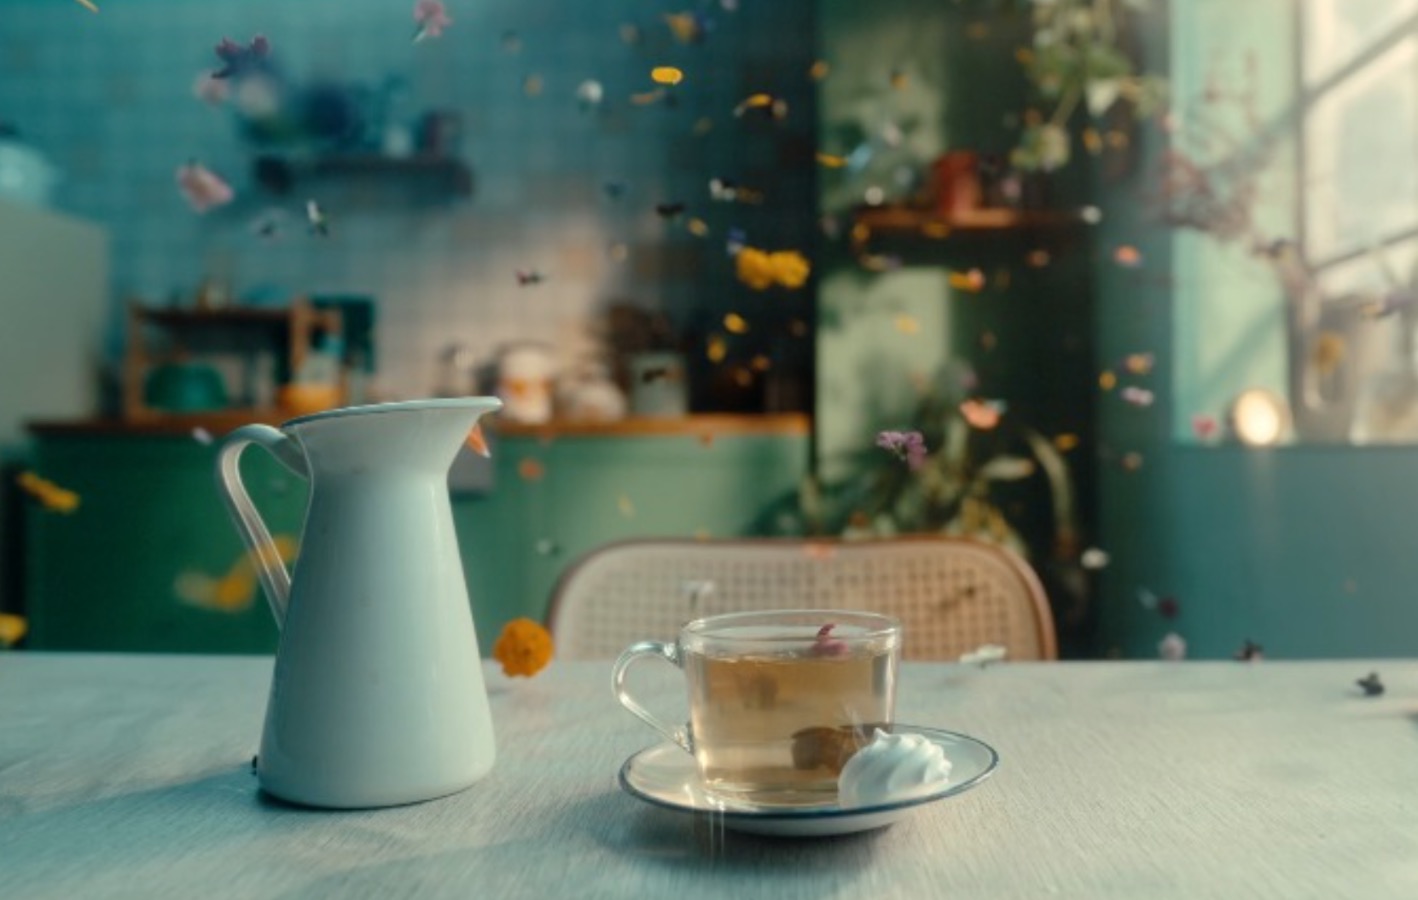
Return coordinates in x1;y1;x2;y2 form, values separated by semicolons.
612;640;692;753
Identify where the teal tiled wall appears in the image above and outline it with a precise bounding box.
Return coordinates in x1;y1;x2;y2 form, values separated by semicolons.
0;0;816;404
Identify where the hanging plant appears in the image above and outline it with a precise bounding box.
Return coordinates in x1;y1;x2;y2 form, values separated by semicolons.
1010;0;1168;172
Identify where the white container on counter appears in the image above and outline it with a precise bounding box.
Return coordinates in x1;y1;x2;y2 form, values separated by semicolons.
496;343;557;424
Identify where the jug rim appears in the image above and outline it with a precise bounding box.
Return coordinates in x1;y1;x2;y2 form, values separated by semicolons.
282;396;503;429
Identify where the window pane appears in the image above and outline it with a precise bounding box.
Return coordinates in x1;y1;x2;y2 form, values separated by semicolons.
1303;37;1418;262
1304;0;1418;84
1316;238;1418;444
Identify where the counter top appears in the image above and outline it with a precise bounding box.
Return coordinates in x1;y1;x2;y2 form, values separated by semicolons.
27;412;812;439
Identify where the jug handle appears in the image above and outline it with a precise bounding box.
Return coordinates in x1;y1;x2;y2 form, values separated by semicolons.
214;424;308;628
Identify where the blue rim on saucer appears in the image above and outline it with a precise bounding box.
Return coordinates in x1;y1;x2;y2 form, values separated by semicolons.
617;724;999;837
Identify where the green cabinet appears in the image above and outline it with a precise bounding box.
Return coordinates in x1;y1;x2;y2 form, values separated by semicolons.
25;435;302;653
24;421;809;655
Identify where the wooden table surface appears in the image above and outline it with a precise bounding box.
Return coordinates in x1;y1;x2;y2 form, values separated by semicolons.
3;654;1416;899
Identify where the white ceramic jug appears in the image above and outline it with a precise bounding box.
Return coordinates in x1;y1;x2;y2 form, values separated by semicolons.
214;397;503;808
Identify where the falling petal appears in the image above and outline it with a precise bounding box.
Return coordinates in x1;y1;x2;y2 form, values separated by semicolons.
816;152;848;168
979;456;1035;481
766;250;810;288
735;247;775;290
707;334;727;363
517;458;545;482
175;162;234;213
1120;386;1154;407
723;313;748;333
960;398;1006;430
465;424;491;458
192;72;229;105
1113;245;1143;268
73;0;99;11
306;199;329;236
1191;414;1218;441
686;217;709;237
1098;370;1117;390
1123;352;1154;375
0;613;27;647
959;644;1007;666
412;0;453;42
651;66;684;86
1054;433;1080;451
1234;640;1264;662
947;269;985;293
617;494;636;517
212;34;271;79
523;74;543;97
192;427;214;445
733;93;775;117
16;471;80;514
1080;548;1110;570
894;315;919;335
575;79;604;108
1356;672;1384;697
809;60;830;81
1158;632;1187;661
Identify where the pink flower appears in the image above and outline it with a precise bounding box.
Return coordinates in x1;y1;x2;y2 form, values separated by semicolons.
875;429;927;471
212;34;270;79
809;624;850;657
175;162;234;213
414;1;452;41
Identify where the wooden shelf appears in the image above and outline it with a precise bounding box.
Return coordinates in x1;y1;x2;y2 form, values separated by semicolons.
122;298;344;420
255;154;474;198
849;205;1086;256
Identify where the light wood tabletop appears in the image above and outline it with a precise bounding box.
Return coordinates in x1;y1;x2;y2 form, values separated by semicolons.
3;654;1416;898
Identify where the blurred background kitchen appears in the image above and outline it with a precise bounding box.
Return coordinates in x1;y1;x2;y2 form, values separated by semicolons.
2;0;1416;660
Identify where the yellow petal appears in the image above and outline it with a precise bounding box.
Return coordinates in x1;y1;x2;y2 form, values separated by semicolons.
651;66;684;86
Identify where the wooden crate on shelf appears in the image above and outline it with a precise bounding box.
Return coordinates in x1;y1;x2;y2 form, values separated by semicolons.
122;297;344;420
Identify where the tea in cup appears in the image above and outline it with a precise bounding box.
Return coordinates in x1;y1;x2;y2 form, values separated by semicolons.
612;609;901;806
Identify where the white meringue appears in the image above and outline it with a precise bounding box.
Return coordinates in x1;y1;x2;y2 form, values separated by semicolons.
837;729;952;808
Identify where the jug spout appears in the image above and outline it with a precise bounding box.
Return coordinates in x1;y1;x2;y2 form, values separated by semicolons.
284;397;503;477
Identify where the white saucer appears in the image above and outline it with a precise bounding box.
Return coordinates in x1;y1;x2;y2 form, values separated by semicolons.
617;724;998;837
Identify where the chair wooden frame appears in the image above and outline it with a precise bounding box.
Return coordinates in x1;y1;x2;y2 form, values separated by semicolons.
546;535;1058;661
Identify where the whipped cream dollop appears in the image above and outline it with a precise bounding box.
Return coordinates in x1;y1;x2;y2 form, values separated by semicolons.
837;729;952;808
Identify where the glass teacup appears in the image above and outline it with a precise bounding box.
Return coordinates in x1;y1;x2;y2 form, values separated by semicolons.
612;609;901;806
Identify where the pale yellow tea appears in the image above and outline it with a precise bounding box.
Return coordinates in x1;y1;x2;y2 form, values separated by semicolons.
685;640;896;803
